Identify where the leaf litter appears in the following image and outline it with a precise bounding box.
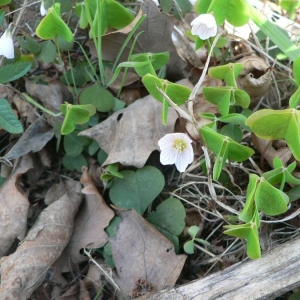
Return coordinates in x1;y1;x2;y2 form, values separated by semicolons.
0;0;299;299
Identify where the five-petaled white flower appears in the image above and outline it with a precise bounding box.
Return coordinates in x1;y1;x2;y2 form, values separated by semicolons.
40;1;48;16
0;28;14;59
158;133;194;172
191;14;217;40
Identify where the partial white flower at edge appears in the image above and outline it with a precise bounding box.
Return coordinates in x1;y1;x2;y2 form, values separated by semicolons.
191;13;217;40
40;1;48;16
158;133;194;173
0;28;14;59
152;0;159;6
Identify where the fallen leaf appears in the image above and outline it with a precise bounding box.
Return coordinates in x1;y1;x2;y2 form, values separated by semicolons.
110;209;186;297
252;134;292;168
101;0;186;81
57;167;114;272
25;78;73;126
0;179;82;300
0;154;33;258
237;56;272;105
79;95;178;168
2;117;54;162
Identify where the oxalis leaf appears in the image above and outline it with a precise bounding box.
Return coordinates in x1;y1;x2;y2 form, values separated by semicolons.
109;166;165;215
147;198;186;253
246;108;300;160
0;99;23;133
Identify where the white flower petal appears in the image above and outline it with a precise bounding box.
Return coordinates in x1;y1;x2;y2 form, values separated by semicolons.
40;1;48;16
0;28;14;59
190;13;217;40
158;133;194;172
175;145;194;172
160;146;178;165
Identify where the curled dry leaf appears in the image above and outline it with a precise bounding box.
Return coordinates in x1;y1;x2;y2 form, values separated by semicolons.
0;154;33;259
57;167;114;272
0;179;82;300
80;95;178;168
110;209;186;297
2;117;54;162
237;56;272;105
82;261;104;298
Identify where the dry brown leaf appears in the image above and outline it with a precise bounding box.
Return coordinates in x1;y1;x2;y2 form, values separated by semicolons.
252;134;292;168
110;209;186;298
57;167;114;273
82;262;103;299
2;118;54;162
237;56;272;105
101;0;186;80
25;78;73;126
0;84;34;120
79;95;178;168
0;154;33;259
0;179;82;300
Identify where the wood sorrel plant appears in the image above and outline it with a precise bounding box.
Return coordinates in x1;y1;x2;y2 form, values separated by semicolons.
142;0;300;259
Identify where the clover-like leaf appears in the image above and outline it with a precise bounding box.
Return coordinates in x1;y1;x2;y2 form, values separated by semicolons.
60;103;96;135
255;178;289;216
208;63;244;87
109;166;165;215
36;3;74;42
246;108;300;160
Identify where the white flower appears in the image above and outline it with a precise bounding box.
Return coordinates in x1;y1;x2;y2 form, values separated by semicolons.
158;133;194;172
40;1;48;16
152;0;159;6
0;28;14;59
191;14;217;40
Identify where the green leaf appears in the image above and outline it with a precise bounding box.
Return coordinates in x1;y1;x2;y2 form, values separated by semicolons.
188;225;200;238
203;87;231;116
147;198;186;236
219;113;247;126
246;108;300;160
64;131;90;157
208;63;244;86
0;0;11;5
35;40;56;63
62;153;88;171
289;87;300;108
248;4;300;61
36;3;74;42
255;178;289;216
25;36;42;55
183;240;195;254
0;62;32;84
239;174;260;223
293;56;300;86
220;124;243;143
60;103;96;135
196;0;249;26
109;166;165;215
91;0;134;36
131;52;170;71
0;99;23;133
79;83;115;112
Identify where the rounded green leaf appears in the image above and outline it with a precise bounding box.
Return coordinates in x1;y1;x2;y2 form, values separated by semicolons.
184;240;195;254
293;55;300;86
109;166;165;215
79;83;115;112
147;198;186;236
245;109;295;140
255;179;289;216
188;225;200;238
165;83;191;106
62;153;88;171
220;124;243;142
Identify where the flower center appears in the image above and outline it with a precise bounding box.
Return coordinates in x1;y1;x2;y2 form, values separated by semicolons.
173;139;187;153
